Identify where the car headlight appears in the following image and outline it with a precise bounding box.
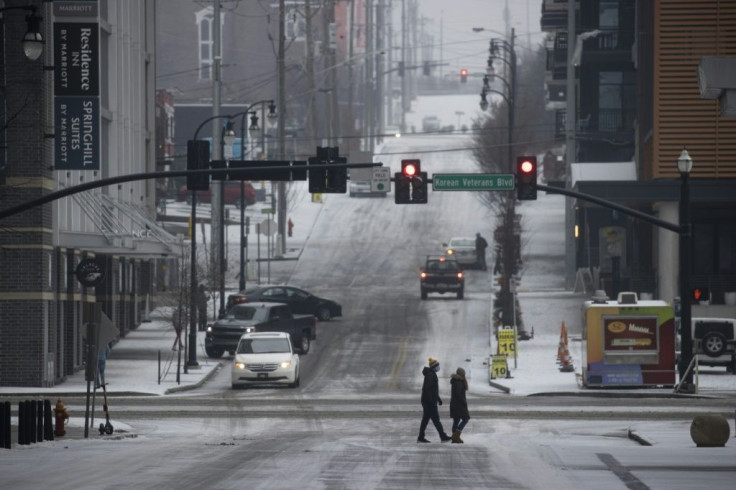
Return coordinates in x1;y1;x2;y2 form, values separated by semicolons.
206;326;213;333
234;362;246;370
280;361;292;369
245;327;254;333
447;249;454;255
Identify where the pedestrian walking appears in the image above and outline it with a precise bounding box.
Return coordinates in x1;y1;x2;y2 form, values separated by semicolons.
172;307;185;351
475;232;489;270
197;284;210;331
449;367;470;444
97;342;111;388
417;357;452;443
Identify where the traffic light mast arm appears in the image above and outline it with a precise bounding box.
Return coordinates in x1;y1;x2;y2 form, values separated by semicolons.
0;162;381;221
537;183;682;234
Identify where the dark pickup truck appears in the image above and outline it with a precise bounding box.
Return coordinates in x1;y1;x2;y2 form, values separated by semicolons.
205;302;316;358
420;256;465;300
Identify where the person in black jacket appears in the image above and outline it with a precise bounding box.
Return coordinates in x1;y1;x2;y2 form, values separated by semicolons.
449;367;470;443
417;357;451;443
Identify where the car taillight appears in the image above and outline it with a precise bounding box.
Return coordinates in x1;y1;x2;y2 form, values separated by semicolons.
235;297;247;304
457;272;464;279
420;271;427;279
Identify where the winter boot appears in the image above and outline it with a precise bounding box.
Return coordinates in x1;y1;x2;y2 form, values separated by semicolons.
417;436;430;443
451;431;464;444
440;433;452;442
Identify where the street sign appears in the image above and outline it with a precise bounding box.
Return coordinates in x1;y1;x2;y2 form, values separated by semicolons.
261;208;275;214
433;173;514;191
259;218;277;236
371;167;391;192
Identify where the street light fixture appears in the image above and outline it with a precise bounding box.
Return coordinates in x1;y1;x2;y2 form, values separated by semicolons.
0;5;44;61
235;100;276;293
677;148;694;388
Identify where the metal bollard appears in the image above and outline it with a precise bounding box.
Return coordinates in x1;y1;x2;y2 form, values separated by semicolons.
36;400;43;442
1;401;10;449
44;400;54;441
29;400;36;444
18;401;26;445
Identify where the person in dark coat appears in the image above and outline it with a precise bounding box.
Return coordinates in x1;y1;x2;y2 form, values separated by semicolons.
197;284;210;331
449;367;470;443
475;232;489;270
418;357;451;443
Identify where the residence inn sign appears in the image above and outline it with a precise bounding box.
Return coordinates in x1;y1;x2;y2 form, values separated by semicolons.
53;8;100;170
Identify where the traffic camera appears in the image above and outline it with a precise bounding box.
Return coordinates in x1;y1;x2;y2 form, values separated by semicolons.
516;156;537;200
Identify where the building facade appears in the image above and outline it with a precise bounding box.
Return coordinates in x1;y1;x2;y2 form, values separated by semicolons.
0;0;178;387
541;0;736;316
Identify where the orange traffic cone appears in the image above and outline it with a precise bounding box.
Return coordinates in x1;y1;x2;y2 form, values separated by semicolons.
558;322;574;372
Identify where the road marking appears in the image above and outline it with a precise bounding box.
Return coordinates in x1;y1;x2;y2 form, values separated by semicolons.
597;453;650;490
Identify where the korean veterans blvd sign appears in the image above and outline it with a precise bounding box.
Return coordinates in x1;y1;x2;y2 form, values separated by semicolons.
433;173;514;191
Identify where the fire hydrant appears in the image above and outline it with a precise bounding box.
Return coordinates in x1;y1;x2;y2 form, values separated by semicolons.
288;218;294;237
54;398;69;437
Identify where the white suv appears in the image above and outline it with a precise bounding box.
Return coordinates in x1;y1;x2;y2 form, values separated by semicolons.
231;332;300;389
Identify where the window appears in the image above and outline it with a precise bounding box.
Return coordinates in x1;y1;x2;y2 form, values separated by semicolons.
196;8;224;81
598;71;635;132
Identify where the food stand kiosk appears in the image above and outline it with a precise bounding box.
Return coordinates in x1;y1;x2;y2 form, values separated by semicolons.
582;291;676;388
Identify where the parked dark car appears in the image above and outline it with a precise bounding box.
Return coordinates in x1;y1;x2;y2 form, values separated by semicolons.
227;285;342;321
177;181;256;207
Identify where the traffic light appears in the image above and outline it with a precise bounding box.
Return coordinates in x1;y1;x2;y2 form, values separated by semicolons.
395;159;427;204
460;68;468;83
398;61;405;77
187;139;210;191
423;61;430;76
309;147;347;193
692;287;710;303
516;156;537;200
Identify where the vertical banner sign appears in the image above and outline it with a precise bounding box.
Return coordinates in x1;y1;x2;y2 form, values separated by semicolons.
53;3;100;170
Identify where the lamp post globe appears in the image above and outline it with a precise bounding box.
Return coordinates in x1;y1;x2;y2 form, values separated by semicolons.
677;149;693;174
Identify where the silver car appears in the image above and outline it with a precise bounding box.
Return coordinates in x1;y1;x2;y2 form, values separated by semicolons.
443;237;478;267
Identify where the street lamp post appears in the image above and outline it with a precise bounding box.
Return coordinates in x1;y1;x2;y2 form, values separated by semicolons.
478;31;517;331
677;148;694;387
237;100;277;293
217;122;236;319
187;115;236;368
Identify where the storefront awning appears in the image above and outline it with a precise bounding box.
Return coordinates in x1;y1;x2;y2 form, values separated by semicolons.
58;193;186;258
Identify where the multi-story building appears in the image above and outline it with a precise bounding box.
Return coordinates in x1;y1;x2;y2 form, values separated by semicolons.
541;0;736;316
0;1;179;387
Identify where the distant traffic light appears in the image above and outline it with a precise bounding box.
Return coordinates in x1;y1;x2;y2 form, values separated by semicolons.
423;61;431;76
692;287;710;303
516;156;537;200
187;140;210;191
398;61;405;77
460;68;468;83
309;147;347;194
395;159;427;204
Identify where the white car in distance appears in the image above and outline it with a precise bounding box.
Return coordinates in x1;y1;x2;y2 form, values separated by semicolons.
231;332;300;389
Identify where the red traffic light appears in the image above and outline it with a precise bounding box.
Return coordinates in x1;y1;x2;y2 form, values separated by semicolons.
519;160;534;174
460;69;468;76
693;287;710;302
401;159;420;177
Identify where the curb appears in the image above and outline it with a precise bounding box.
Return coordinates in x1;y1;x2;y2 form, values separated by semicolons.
165;362;222;394
628;429;654;446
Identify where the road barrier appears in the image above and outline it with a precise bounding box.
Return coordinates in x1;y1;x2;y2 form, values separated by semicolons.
1;399;54;449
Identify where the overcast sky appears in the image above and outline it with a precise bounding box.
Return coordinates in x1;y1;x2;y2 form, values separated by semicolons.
413;0;545;73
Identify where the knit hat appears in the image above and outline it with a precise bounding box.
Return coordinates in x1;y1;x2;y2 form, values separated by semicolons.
428;358;440;369
456;367;465;377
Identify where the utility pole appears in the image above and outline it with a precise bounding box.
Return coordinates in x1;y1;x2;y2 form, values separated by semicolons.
376;0;385;139
328;1;339;145
305;0;318;151
278;0;287;254
347;0;356;152
212;0;225;317
564;0;576;289
400;0;407;132
386;2;393;126
365;0;374;150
